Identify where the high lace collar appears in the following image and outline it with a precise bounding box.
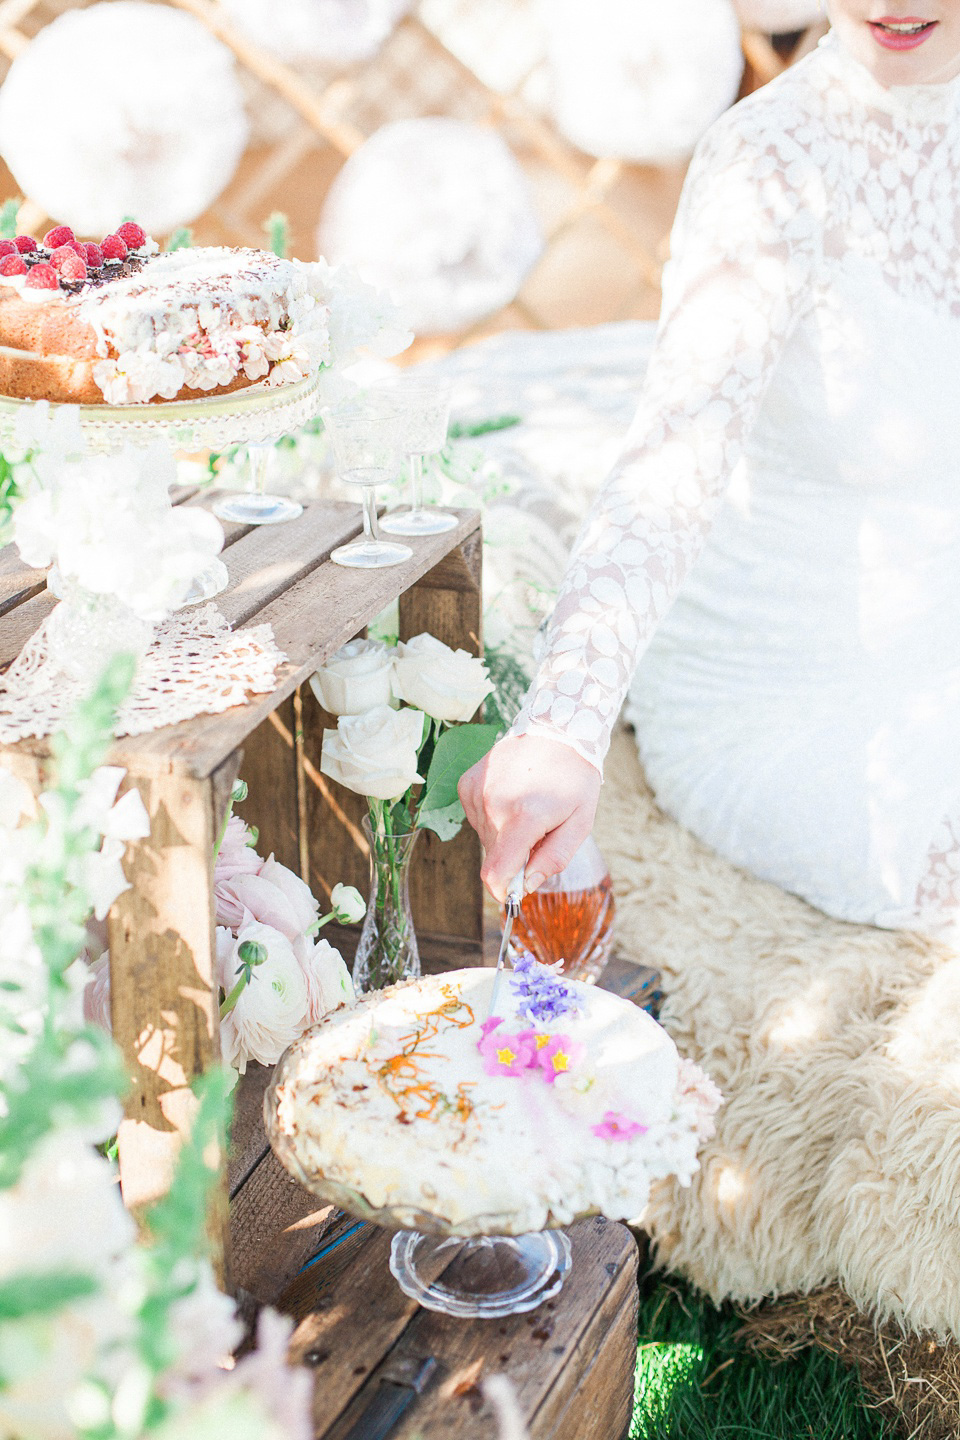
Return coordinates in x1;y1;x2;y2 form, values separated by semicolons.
818;28;960;126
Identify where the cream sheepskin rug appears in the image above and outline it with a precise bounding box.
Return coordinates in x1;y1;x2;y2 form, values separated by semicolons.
593;726;960;1337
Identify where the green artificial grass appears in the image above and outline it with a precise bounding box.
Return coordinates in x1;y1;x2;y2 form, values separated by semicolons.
630;1262;894;1440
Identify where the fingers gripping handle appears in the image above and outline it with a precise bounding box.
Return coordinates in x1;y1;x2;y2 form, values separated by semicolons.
504;866;527;918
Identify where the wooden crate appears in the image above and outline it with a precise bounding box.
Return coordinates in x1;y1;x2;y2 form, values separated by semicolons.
0;490;484;1278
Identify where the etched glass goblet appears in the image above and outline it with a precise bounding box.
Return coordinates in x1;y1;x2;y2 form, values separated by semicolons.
323;402;412;569
379;382;458;537
213;441;304;526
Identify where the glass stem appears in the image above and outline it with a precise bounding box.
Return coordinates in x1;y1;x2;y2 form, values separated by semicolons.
363;486;380;545
249;443;269;499
409;453;424;515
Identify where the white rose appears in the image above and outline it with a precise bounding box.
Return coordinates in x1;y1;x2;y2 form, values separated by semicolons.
320;705;426;801
294;935;355;1025
331;882;366;924
218;922;309;1073
309;638;395;715
391;633;493;723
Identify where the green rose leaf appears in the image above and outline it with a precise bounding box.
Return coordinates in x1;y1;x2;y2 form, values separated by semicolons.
419;723;501;814
417;798;466;842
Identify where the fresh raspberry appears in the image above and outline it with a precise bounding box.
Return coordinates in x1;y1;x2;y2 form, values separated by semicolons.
0;240;16;257
59;254;87;283
116;221;146;250
49;244;77;271
24;263;58;290
83;243;103;269
42;225;75;250
14;235;38;254
0;254;27;277
67;240;87;259
101;234;128;262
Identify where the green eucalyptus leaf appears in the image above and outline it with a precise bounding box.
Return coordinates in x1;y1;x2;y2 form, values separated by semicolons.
420;724;501;813
0;199;20;240
417;798;465;842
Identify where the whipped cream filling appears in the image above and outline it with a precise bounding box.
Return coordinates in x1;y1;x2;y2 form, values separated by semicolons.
271;967;720;1234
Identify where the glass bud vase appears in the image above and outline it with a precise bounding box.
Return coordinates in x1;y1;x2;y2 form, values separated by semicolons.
46;581;154;683
353;813;422;994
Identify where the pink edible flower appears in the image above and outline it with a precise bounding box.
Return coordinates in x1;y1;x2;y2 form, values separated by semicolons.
592;1111;648;1142
536;1034;585;1084
478;1027;536;1078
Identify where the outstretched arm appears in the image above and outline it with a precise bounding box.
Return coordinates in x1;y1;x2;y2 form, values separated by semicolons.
461;112;824;897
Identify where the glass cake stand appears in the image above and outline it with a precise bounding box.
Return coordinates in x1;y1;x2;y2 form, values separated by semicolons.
264;1056;577;1320
0;373;325;602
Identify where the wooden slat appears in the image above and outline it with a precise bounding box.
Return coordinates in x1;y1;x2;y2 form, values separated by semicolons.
0;543;46;617
399;531;484;947
113;508;482;780
234;696;301;875
109;764;233;1276
292;1218;638;1440
229;1148;344;1304
229;1061;274;1196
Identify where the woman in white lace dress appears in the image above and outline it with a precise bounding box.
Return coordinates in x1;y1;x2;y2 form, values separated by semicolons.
460;3;960;934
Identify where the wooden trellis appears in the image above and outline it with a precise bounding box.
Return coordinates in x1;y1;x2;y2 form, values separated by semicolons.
0;0;828;352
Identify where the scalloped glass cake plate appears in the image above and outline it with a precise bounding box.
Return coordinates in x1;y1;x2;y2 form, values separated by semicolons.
264;1045;580;1319
0;370;326;453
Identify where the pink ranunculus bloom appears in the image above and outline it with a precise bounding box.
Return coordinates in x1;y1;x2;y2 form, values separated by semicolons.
536;1034;586;1084
218;872;306;943
591;1111;649;1142
82;953;112;1033
214;815;262;929
258;855;320;934
477;1027;536;1078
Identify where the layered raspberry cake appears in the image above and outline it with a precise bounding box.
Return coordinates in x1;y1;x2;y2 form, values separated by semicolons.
0;221;333;405
268;959;723;1235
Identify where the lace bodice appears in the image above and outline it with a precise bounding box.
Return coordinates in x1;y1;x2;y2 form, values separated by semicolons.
512;32;960;772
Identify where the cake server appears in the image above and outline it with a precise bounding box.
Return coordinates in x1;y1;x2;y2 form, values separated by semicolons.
486;865;527;1020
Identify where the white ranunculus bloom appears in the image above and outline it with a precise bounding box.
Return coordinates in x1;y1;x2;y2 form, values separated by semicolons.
294;935;355;1025
218;922;309;1073
331;882;366;923
392;633;494;723
320;705;426;800
310;638;395;716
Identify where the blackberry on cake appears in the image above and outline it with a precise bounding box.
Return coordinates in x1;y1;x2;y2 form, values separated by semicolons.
0;220;336;405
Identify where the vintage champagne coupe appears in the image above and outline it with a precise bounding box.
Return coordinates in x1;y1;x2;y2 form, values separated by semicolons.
213;440;303;526
379;382;458;537
323;401;413;569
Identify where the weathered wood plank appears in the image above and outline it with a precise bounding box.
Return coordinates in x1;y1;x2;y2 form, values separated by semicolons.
229;1148;343;1304
228;1061;274;1196
235;696;301;874
398;534;484;947
114;509;482;780
315;1219;637;1440
108;766;232;1273
0;543;47;617
302;683;371;903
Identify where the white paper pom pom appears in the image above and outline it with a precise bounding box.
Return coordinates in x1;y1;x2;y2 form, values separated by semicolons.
220;0;410;65
734;0;821;29
318;118;544;335
0;2;249;236
543;0;744;165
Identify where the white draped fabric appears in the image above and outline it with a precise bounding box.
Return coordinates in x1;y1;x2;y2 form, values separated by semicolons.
512;31;960;931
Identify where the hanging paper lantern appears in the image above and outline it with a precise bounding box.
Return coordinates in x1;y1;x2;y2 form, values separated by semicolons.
734;0;822;30
318;118;544;335
0;2;249;236
220;0;410;66
543;0;744;166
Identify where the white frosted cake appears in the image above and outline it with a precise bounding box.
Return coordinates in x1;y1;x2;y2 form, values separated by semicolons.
268;959;722;1235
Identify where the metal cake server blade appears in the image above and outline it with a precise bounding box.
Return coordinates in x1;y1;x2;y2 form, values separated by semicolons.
486;865;526;1020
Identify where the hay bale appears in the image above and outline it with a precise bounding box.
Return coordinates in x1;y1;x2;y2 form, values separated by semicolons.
736;1288;960;1440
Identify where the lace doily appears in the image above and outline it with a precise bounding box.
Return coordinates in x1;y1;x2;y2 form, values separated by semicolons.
0;603;285;743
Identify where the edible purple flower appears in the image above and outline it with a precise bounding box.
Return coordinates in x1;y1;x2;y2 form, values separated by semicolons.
509;951;582;1025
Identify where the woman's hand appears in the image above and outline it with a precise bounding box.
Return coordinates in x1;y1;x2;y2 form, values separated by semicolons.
458;734;603;902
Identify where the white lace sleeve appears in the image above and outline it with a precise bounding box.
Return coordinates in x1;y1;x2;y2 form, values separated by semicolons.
510;108;824;772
